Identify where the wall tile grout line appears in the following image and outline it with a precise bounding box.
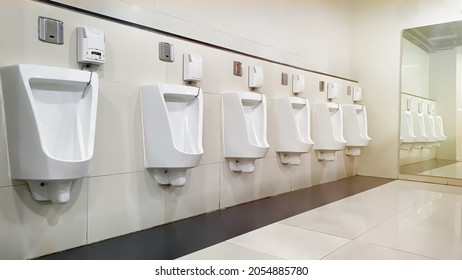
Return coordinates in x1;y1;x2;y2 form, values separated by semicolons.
34;0;358;83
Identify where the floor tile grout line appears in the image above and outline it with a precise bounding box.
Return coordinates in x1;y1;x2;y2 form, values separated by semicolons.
181;181;458;260
362;242;438;260
332;194;432;260
318;194;439;260
222;221;355;260
222;241;287;260
349;195;430;242
279;185;434;260
277;222;354;241
181;241;287;260
320;239;355;260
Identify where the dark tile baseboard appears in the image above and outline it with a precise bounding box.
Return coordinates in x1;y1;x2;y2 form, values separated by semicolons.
38;176;394;260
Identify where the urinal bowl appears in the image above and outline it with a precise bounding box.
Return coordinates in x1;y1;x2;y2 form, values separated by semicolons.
140;84;203;186
312;102;347;161
412;112;435;149
341;104;371;156
275;97;313;165
432;115;447;142
0;64;98;204
400;111;417;150
411;112;429;142
422;114;438;148
223;91;269;172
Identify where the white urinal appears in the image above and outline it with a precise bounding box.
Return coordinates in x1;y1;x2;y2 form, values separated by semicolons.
140;84;203;187
432;115;447;142
412;111;433;148
0;64;98;204
400;111;416;149
223;91;269;172
312;102;347;161
275;97;313;165
341;104;372;156
423;114;438;147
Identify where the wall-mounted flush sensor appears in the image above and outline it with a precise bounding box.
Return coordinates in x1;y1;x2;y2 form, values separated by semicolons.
77;27;106;65
292;74;305;94
38;16;64;45
159;42;174;62
418;101;423;113
183;54;203;82
428;103;434;114
233;61;243;76
327;82;339;99
319;81;325;92
281;72;288;86
352;86;362;102
406;98;413;111
249;65;263;89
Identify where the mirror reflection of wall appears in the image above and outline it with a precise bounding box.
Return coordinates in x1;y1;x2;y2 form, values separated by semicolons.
399;21;462;179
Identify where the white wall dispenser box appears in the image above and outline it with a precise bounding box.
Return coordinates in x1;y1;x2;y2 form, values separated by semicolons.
352;86;362;102
249;65;264;89
183;54;203;82
292;74;305;94
77;27;106;65
327;82;339;100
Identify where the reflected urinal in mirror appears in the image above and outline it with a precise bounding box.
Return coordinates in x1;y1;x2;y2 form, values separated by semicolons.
411;111;434;149
423;113;438;146
400;110;417;150
432;115;447;142
0;64;98;204
399;21;462;180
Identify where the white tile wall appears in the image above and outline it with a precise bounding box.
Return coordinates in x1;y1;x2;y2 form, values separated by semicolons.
72;0;156;28
256;157;291;199
219;161;262;209
200;94;223;165
356;148;398;179
88;16;166;85
156;0;210;27
285;154;313;191
0;0;364;259
165;163;220;222
0;180;87;259
89;80;145;176
87;172;165;243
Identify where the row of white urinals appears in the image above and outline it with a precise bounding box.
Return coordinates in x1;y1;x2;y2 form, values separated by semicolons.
139;85;372;186
400;110;447;150
0;65;371;204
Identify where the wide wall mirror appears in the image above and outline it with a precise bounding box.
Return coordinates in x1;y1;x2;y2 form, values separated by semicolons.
399;20;462;180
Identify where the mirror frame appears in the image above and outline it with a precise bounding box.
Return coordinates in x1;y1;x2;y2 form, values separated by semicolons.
398;22;462;183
